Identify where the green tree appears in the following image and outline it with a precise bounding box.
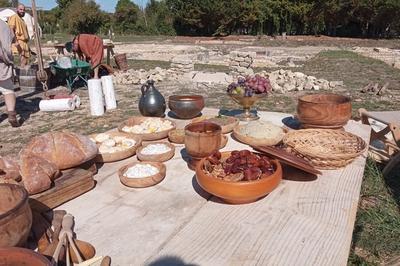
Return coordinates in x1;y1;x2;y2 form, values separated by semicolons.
114;0;140;33
144;0;175;35
0;0;11;7
63;0;104;34
56;0;73;9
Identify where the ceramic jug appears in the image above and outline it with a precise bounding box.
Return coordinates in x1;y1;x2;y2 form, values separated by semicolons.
139;80;166;117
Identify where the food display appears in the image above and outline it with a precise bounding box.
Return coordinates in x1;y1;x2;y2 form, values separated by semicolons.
141;143;171;155
195;151;282;204
90;132;141;163
203;150;275;182
118;116;176;141
91;133;137;154
168;128;185;144
124;164;159;178
121;118;173;134
227;75;272;97
233;120;285;146
137;142;175;162
19;132;98;194
118;162;166;188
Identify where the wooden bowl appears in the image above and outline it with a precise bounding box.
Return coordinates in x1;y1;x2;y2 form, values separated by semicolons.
90;132;142;163
184;122;222;159
220;135;228;149
168;95;205;119
195;151;282;204
0;184;32;247
168;129;185;144
232;124;285;146
192;116;239;134
297;93;351;129
136;142;175;162
118;116;176;141
118;162;166;188
0;247;52;266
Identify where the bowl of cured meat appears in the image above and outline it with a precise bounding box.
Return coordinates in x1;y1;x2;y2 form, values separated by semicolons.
195;150;282;204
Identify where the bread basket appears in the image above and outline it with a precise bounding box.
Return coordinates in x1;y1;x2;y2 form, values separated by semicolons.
283;129;367;169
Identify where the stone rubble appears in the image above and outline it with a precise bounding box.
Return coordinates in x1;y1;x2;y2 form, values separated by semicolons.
256;69;343;93
170;56;195;75
113;64;343;93
229;51;256;77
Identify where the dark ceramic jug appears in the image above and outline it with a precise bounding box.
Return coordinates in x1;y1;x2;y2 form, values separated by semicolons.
139;80;166;117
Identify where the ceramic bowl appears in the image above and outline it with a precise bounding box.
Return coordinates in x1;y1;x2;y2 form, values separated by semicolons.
118;116;176;141
0;247;52;266
0;184;32;248
297;93;351;129
168;95;205;119
195;151;282;204
136;142;175;162
118;161;166;188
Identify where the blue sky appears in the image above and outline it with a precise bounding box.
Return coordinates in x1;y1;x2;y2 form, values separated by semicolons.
19;0;148;12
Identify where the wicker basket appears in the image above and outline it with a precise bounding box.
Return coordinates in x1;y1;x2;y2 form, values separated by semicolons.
283;129;367;169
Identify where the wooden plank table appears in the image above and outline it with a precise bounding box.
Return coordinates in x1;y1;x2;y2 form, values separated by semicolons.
57;108;370;266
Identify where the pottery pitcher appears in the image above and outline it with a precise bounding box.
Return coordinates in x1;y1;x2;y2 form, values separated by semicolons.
139;80;166;117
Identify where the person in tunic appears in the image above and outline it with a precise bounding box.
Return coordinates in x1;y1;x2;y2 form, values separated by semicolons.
0;20;20;127
8;4;30;67
66;34;104;79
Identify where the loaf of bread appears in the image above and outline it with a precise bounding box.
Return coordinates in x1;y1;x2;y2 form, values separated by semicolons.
0;156;21;181
22;132;98;170
18;132;98;194
20;153;59;194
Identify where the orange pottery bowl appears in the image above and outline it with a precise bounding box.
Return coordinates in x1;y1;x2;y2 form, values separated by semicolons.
195;151;282;204
0;247;52;266
297;93;351;129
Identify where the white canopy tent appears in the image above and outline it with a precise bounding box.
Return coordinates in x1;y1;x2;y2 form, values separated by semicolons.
0;7;42;39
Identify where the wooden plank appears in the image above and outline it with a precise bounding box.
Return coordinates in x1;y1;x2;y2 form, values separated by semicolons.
147;121;370;266
29;168;95;212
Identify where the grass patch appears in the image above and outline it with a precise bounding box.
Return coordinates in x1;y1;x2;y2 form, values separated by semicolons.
194;63;230;73
348;160;400;265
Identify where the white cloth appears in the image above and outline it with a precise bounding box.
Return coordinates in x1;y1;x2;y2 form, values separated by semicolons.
0;20;14;81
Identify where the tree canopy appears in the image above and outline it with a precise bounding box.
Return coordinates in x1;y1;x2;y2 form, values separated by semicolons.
38;0;400;38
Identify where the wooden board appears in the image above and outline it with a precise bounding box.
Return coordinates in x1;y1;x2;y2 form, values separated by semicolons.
29;168;95;212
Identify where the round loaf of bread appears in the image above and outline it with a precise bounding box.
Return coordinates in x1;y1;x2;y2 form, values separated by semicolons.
21;132;98;170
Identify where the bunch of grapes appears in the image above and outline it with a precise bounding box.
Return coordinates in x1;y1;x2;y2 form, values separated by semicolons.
245;75;272;94
227;75;272;97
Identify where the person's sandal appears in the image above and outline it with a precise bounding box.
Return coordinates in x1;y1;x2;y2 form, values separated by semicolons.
7;111;20;127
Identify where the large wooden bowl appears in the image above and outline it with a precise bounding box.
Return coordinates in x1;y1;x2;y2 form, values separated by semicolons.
136;142;175;162
118;116;176;141
297;93;351;129
118;162;166;188
0;247;52;266
0;184;32;247
90;132;142;163
195;152;282;204
232;124;285;146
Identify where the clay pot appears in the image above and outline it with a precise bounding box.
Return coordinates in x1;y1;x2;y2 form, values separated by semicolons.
297;93;351;129
0;247;52;265
0;184;32;248
168;95;205;119
195;152;282;204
